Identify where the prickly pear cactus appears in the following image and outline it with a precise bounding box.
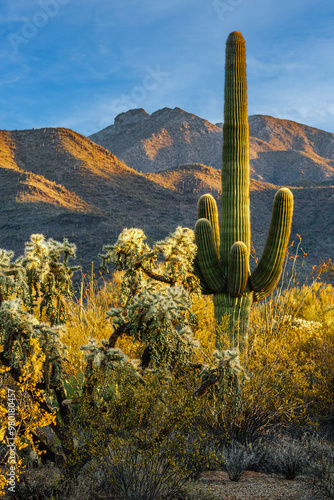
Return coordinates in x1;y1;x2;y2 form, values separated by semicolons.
194;32;294;352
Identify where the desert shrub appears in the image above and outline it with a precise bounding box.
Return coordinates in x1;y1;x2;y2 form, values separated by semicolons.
65;364;219;498
88;441;189;500
209;393;280;446
304;436;334;498
288;282;334;328
9;466;66;500
263;436;311;479
220;440;258;481
196;319;290;446
248;271;334;428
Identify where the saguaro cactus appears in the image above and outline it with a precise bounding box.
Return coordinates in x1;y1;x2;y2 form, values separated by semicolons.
194;31;293;352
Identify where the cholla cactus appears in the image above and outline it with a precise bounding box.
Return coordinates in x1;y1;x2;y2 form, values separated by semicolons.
82;339;127;371
0;298;66;388
0;233;79;386
100;226;200;369
0;234;79;466
194;32;293;351
100;226;198;292
0;249;27;304
23;234;79;324
0;233;78;324
194;347;248;398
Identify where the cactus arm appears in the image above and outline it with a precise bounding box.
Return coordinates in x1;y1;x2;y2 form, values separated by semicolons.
250;188;294;302
195;219;226;292
193;255;215;295
228;241;249;298
220;31;251;270
197;194;220;254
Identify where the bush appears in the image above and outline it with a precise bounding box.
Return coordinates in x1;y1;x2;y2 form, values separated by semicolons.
93;442;189;500
263;436;311;479
248;279;334;428
220;441;258;481
305;436;334;498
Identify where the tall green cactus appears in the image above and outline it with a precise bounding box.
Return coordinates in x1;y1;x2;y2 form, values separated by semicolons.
194;31;294;352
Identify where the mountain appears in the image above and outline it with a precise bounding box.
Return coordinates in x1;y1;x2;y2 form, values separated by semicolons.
0;127;191;272
89;108;334;186
89;107;222;174
0;110;333;282
248;115;334;185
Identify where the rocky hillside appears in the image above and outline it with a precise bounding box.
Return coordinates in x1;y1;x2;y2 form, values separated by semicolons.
0;121;333;281
89;108;222;174
89;108;334;186
248;115;334;185
0;127;187;271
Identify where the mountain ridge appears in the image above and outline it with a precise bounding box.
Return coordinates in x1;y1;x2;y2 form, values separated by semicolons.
0;109;333;279
90;108;334;186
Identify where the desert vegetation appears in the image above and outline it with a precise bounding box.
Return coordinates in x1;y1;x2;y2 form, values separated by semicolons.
0;227;333;499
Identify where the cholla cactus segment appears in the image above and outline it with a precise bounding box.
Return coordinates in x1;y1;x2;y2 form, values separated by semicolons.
101;226;200;297
0;250;27;304
24;234;51;286
154;226;197;274
214;347;248;380
128;285;194;331
106;306;126;329
24;234;77;280
49;237;77;265
194;347;248;397
0;297;24;316
116;284;198;369
81;339;127;369
0;248;15;267
25;234;49;260
215;347;250;395
99;227;155;273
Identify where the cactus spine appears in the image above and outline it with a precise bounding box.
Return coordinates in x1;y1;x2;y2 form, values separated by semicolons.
194;31;294;352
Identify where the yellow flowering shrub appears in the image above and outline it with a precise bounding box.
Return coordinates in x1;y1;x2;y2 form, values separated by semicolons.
0;338;55;498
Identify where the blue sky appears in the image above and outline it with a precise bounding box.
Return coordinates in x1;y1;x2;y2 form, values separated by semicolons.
1;0;334;136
